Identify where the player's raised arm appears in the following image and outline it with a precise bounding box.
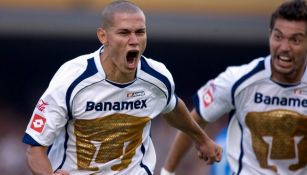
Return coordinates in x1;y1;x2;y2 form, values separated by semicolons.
163;98;222;166
161;109;210;174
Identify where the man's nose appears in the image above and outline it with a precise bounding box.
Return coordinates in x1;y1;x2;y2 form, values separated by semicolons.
280;39;290;51
128;33;139;45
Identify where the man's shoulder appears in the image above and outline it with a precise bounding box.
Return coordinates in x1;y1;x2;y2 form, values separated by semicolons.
223;56;268;80
140;56;167;69
213;56;269;93
140;56;171;77
138;56;175;91
49;50;99;87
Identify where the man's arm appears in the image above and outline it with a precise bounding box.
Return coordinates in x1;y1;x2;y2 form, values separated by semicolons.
162;109;208;173
163;98;222;168
26;145;69;175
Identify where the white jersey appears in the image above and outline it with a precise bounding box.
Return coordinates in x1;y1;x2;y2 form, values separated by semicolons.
194;56;307;175
22;47;177;175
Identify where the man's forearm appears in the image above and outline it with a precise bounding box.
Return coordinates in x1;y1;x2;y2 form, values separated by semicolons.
164;131;193;172
164;98;221;168
26;146;54;175
164;99;209;144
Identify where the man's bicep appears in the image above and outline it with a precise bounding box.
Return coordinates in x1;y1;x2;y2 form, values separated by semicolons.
163;98;190;127
26;145;48;156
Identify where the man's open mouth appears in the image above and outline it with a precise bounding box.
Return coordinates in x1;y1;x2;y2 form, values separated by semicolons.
277;55;291;62
126;50;139;64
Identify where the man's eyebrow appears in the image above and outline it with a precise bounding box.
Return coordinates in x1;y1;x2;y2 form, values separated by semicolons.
273;28;306;37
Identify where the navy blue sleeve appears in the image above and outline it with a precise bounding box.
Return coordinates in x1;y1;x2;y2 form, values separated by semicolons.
22;133;43;146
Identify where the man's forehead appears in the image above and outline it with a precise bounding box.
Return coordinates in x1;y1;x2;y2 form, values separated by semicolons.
273;19;307;36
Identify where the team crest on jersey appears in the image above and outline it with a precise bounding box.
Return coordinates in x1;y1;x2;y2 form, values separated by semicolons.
294;88;307;95
127;91;145;98
202;82;215;107
36;99;48;112
246;110;307;172
203;89;213;107
294;89;302;95
30;114;46;133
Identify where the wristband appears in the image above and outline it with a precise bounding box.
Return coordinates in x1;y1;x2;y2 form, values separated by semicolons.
160;167;175;175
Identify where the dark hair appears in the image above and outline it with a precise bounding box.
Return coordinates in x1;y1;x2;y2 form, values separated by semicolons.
100;0;144;29
270;0;307;30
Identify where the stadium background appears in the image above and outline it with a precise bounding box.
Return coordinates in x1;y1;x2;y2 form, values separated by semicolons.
0;0;282;174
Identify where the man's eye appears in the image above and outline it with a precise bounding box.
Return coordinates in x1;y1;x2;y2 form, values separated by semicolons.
290;37;302;45
136;31;145;36
136;28;146;33
274;34;282;41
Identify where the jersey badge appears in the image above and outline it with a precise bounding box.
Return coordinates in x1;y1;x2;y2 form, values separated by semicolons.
127;91;145;98
203;89;213;107
36;99;48;112
30;114;46;133
202;81;215;107
294;89;307;95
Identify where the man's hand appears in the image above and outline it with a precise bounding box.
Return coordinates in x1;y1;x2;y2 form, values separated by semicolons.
195;138;223;165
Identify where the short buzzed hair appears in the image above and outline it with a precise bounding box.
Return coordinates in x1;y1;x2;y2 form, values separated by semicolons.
101;0;144;29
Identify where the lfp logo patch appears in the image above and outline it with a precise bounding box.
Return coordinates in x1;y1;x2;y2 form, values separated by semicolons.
202;81;215;108
202;89;213;108
30;114;46;133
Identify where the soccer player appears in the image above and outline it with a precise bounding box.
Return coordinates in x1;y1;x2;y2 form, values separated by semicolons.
161;0;307;175
22;1;222;175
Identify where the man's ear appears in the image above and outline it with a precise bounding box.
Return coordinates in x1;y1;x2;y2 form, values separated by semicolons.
97;27;108;45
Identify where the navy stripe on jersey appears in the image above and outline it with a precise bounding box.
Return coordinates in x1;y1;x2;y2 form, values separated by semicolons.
22;133;42;146
47;144;52;154
66;57;98;120
57;57;98;170
231;60;265;106
106;79;136;88
230;60;265;175
56;122;70;170
140;57;172;105
228;110;235;124
140;144;152;175
237;121;244;175
271;79;301;88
